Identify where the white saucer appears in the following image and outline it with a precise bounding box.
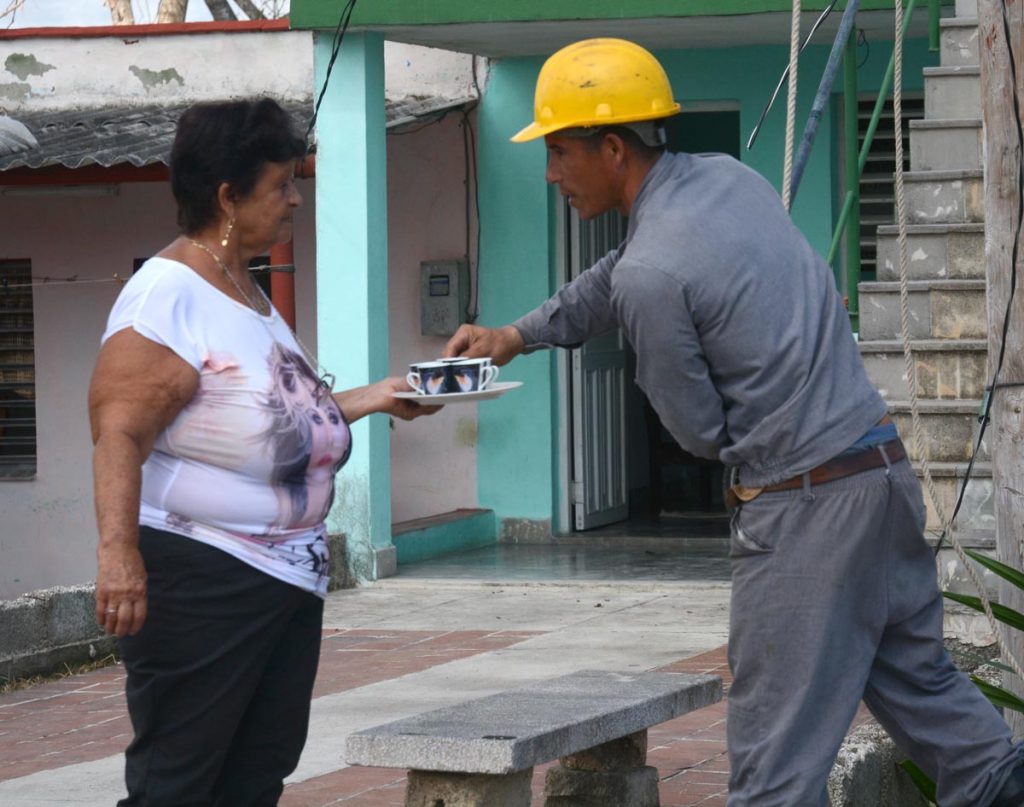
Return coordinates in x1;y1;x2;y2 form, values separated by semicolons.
393;380;523;403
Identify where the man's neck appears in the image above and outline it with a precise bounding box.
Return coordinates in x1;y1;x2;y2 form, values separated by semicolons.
620;152;663;215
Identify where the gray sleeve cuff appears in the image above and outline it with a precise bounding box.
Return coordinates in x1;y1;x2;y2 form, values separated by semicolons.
512;311;552;353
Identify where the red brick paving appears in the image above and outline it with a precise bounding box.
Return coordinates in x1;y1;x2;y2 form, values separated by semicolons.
0;629;537;782
282;646;738;807
312;629;538;698
1;639;876;806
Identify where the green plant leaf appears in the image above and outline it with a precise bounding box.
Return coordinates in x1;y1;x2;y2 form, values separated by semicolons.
970;676;1024;714
942;592;1024;632
900;759;937;804
964;549;1024;591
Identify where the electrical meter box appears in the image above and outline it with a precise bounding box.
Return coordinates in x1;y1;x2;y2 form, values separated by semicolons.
420;259;468;337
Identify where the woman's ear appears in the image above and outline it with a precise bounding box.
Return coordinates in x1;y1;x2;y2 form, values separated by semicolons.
216;182;236;219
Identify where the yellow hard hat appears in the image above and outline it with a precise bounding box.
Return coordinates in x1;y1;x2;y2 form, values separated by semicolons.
511;38;681;143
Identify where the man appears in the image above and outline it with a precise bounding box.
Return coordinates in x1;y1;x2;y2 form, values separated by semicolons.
444;37;1024;807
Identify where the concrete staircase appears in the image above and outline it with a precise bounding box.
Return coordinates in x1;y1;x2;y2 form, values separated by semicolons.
857;0;996;639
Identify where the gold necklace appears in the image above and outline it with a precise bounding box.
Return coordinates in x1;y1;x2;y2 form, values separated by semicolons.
187;237;269;316
186;237;335;402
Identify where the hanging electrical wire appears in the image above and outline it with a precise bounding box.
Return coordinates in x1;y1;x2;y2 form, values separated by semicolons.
305;0;359;149
747;0;839;151
461;107;481;323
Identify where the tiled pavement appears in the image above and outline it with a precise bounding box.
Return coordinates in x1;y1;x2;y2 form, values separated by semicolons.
0;629;540;784
278;645;736;807
0;539;871;806
0;640;734;807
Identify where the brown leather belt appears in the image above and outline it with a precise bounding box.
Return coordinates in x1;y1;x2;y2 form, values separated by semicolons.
725;438;906;509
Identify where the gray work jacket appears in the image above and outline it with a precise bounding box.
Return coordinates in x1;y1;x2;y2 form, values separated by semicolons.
514;151;887;488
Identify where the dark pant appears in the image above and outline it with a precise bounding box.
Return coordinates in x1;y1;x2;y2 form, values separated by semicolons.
118;527;324;807
726;458;1021;807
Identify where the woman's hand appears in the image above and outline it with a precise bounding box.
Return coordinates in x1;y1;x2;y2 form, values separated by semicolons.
335;377;442;423
374;376;443;420
96;544;148;637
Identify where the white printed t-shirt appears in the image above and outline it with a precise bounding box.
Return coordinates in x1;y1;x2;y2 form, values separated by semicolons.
102;257;351;597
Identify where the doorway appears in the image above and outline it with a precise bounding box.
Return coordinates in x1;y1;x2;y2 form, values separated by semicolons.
560;107;740;534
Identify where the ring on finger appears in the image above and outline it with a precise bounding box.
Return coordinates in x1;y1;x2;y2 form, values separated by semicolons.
105;607;119;614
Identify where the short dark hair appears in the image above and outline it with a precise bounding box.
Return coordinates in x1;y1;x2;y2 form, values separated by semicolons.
170;98;306;234
582;124;666;158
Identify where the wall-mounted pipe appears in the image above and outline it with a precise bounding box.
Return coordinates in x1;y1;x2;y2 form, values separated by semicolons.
270;154;316;331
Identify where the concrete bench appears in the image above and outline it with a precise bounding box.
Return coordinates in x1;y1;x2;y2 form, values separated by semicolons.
345;669;722;807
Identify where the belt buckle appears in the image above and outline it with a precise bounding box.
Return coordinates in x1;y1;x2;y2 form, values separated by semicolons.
730;484;764;503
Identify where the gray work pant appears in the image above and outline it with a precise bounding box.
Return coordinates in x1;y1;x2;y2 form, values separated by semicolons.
726;456;1022;807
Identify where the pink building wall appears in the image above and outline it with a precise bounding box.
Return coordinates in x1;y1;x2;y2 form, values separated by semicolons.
386;112;479;525
0;111;478;598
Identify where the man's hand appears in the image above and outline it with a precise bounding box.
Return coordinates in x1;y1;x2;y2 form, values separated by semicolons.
443;324;525;366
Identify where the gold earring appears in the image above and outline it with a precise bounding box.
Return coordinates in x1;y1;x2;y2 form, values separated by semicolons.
221;218;234;248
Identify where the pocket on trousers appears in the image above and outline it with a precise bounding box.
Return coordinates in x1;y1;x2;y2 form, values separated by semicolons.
730;494;791;556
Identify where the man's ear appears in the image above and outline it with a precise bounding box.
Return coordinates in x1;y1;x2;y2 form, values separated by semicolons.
603;133;628;170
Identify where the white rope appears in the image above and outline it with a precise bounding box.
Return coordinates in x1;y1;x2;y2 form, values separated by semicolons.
892;0;1024;679
782;0;802;210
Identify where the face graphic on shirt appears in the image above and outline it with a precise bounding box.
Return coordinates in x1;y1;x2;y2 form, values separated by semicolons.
308;398;347;480
264;344;349;529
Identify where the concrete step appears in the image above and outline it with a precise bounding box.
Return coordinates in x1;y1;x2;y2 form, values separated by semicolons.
912;463;995;608
909;118;982;171
861;339;987;400
941;547;1000;626
932;529;994;551
875;223;985;281
937;521;1002;632
940;17;980;67
955;0;977;18
887;398;988;464
859;279;986;341
911;461;993;535
904;169;984;225
924;65;981;119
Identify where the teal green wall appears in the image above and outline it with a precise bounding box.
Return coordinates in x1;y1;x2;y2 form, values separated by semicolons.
314;33;393;580
392;511;498;564
475;57;555;521
475;38;936;525
293;1;920;31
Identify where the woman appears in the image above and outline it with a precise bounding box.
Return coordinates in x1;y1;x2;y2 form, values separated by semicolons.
88;98;436;807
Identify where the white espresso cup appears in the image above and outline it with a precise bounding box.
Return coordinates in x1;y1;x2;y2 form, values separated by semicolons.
406;361;452;395
446;358;499;393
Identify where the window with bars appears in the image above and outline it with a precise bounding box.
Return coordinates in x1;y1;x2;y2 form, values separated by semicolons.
857;94;925;280
0;261;36;479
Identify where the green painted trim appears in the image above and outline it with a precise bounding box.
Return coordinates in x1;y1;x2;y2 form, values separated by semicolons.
392;510;497;564
293;0;905;31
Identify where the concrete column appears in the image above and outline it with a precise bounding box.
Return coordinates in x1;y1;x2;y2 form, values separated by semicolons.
313;31;395;581
544;730;660;806
405;768;533;807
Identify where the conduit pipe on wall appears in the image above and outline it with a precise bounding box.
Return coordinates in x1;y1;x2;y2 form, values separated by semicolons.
272;154;316;331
